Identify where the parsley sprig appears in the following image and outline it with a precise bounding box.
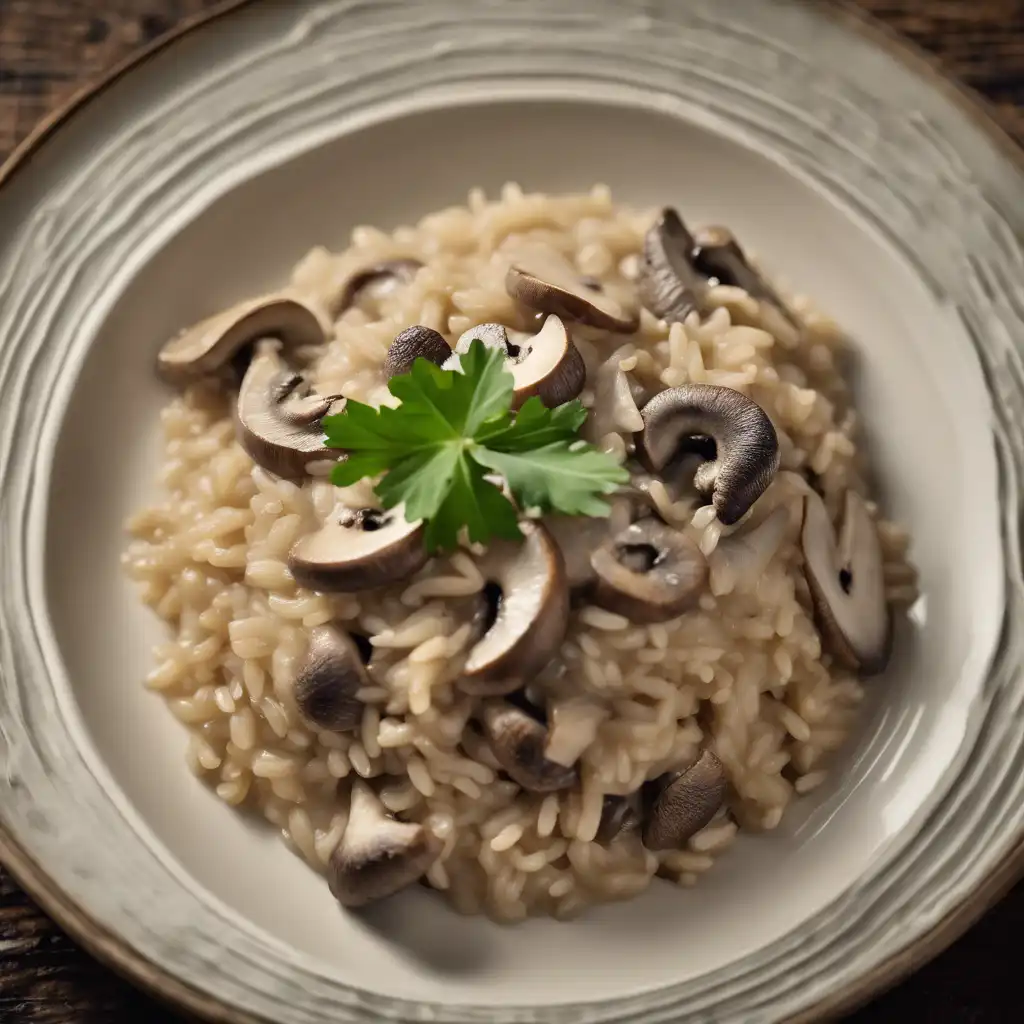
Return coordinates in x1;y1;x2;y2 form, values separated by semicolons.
322;340;628;551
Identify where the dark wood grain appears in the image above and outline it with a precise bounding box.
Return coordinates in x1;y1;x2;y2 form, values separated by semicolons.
2;1;1024;1022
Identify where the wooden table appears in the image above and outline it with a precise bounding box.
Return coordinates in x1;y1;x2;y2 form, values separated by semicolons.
1;1;1023;1021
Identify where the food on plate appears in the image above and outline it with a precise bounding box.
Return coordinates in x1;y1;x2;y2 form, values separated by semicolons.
125;185;917;921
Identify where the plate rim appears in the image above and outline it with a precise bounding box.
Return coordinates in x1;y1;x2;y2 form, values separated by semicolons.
1;1;1021;1021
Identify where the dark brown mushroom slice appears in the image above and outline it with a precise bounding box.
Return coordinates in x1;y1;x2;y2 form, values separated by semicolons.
288;503;428;593
157;294;328;384
332;258;424;318
637;384;780;526
692;226;797;326
383;325;451;379
328;780;441;907
478;701;577;793
294;625;370;732
595;793;642;844
449;316;585;409
235;342;345;478
590;519;707;623
506;247;638;333
801;488;891;675
636;208;708;324
642;750;728;851
460;524;569;695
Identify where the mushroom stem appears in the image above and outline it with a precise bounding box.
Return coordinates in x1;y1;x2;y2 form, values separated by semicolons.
637;384;780;525
328;781;441;907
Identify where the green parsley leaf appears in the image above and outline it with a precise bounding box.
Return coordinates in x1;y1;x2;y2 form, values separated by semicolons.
424;456;522;551
477;396;588;451
474;442;628;518
322;339;628;551
388;342;512;437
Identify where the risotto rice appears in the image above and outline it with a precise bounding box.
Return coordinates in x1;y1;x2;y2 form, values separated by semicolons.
124;185;916;921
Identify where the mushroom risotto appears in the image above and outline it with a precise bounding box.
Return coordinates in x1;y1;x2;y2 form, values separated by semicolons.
125;186;917;920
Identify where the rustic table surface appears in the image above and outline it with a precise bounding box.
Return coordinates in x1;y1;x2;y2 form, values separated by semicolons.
1;0;1023;1021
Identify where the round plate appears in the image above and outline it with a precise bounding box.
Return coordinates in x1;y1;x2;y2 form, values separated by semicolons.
1;1;1022;1021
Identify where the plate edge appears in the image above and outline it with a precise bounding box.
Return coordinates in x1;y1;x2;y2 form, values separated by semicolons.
0;1;1021;1022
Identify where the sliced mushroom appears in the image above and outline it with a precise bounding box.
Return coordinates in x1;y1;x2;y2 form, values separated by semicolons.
478;701;577;793
638;384;780;526
461;524;569;694
328;780;441;907
708;503;792;594
692;226;796;326
384;325;451;379
333;258;423;318
590;519;707;623
289;503;428;593
596;793;642;845
157;294;328;383
294;625;369;732
801;488;890;675
642;750;728;851
636;208;708;324
454;322;513;355
449;316;585;408
235;342;344;478
506;246;639;333
544;697;609;767
589;362;645;442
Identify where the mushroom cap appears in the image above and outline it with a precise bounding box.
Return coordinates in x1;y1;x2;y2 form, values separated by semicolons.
449;316;586;409
636;208;706;325
328;780;441;907
384;325;451;379
637;384;780;526
294;625;369;732
157;295;328;384
692;225;794;319
642;750;728;851
288;503;428;593
505;247;639;333
590;519;707;623
461;523;569;693
332;258;423;318
801;488;891;675
478;701;577;793
235;342;343;479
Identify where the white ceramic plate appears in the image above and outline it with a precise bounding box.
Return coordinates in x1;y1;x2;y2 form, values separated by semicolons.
1;1;1023;1021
